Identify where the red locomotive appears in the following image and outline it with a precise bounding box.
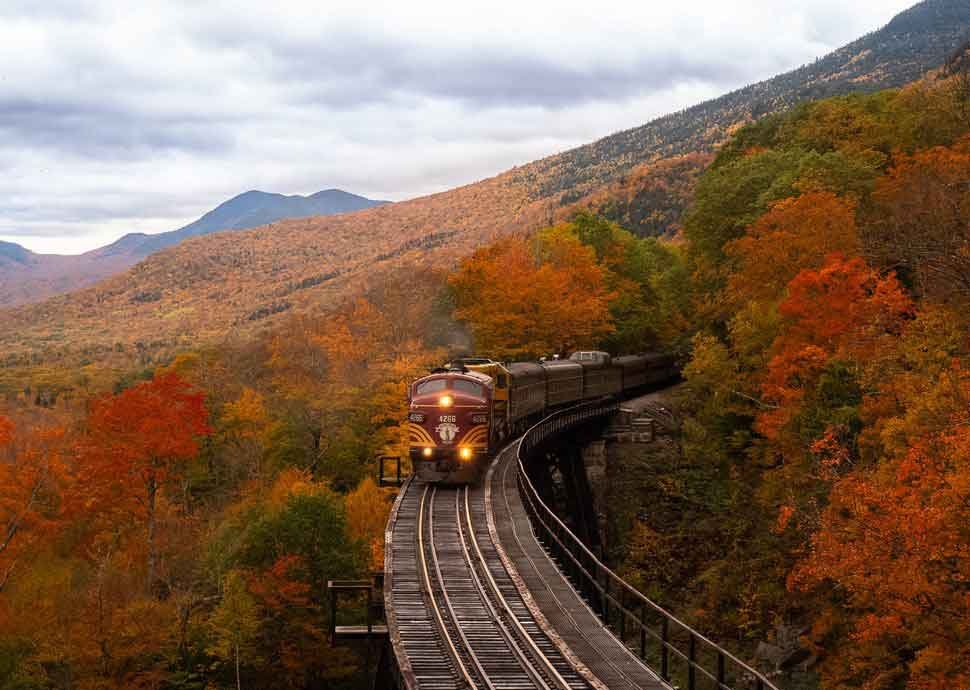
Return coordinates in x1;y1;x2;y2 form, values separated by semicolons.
408;351;677;484
407;368;493;483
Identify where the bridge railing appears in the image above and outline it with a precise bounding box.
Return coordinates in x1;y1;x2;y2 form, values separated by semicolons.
516;401;781;690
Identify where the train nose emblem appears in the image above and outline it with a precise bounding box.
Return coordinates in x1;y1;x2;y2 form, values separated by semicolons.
435;422;459;443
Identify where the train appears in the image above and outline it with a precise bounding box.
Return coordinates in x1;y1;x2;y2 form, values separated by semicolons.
407;351;678;483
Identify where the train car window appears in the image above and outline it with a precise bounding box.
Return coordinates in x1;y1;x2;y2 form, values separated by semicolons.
497;374;508;389
453;380;484;397
415;379;447;395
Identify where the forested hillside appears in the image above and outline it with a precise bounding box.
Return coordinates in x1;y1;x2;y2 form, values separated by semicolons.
0;0;965;378
666;76;970;689
0;175;544;391
0;267;450;689
515;0;970;200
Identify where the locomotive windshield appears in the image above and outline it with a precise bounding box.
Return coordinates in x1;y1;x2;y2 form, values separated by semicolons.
452;380;483;397
415;379;447;395
414;377;485;397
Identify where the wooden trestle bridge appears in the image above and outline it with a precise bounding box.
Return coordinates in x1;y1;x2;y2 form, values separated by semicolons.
330;400;780;690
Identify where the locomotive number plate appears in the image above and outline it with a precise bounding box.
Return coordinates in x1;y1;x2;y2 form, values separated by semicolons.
439;415;456;423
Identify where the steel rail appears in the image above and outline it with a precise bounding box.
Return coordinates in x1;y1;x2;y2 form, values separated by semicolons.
453;488;559;690
422;482;562;690
417;484;484;689
459;487;577;690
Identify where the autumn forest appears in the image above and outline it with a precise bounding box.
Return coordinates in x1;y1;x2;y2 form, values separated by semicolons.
1;27;970;690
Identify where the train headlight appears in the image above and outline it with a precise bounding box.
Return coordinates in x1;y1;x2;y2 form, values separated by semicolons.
409;412;426;423
471;414;489;424
439;395;453;407
459;447;472;461
422;447;433;458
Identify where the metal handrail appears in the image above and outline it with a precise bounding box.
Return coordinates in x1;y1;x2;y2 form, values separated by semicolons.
516;401;781;690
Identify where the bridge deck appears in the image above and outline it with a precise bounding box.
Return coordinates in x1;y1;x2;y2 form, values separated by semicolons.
487;445;668;690
385;441;669;690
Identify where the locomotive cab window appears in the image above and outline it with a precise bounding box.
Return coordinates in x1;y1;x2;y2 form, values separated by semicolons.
452;380;483;397
415;379;447;395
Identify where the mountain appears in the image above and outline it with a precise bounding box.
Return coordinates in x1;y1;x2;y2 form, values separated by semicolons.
0;241;138;310
0;241;33;266
1;0;966;371
95;189;386;259
0;189;386;307
519;0;970;201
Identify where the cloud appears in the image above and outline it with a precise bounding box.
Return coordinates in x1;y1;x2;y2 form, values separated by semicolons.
0;0;915;254
0;99;234;160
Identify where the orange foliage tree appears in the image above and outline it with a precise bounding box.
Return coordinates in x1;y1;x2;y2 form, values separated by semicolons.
757;254;912;440
220;386;271;481
725;191;860;305
0;416;11;445
865;142;970;304
449;229;616;358
81;372;211;595
0;417;70;592
244;555;346;688
790;363;970;689
345;477;391;569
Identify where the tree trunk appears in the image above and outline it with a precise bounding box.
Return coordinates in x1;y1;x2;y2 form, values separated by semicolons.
97;561;111;678
146;473;157;596
177;597;191;669
235;641;242;690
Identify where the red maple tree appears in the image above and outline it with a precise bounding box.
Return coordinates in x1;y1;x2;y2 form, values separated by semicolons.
81;373;211;594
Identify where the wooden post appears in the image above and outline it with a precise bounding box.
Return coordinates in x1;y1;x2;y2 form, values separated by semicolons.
660;618;669;680
328;581;337;645
366;584;373;635
639;602;647;659
688;633;696;690
619;587;626;640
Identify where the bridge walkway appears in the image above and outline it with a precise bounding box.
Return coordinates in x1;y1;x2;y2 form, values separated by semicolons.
486;443;668;690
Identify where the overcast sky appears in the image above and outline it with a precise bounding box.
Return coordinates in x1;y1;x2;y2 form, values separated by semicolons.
0;0;915;255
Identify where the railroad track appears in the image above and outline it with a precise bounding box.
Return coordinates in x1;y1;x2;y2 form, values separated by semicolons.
388;475;591;690
385;399;774;690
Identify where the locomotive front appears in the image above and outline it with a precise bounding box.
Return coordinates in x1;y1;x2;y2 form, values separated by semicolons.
408;370;493;483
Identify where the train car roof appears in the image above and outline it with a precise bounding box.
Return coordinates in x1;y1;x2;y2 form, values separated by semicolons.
508;361;545;377
613;354;649;365
448;356;498;366
569;350;611;361
541;359;583;370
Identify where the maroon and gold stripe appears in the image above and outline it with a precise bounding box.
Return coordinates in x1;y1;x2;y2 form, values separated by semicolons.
458;424;489;448
408;422;436;448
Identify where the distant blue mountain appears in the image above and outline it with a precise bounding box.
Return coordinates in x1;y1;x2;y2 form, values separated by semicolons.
0;188;389;307
0;240;33;265
95;188;387;258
